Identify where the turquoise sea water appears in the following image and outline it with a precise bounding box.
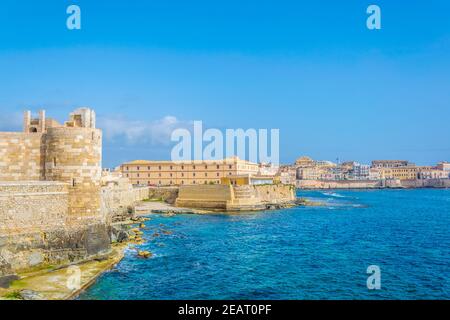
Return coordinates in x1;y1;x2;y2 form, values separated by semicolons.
79;189;450;300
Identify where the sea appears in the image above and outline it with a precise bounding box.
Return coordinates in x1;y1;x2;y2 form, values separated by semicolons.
78;189;450;300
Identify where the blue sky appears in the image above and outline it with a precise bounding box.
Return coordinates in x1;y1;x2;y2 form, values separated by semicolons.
0;0;449;167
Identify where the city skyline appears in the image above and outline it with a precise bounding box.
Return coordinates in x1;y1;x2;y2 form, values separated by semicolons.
1;1;450;167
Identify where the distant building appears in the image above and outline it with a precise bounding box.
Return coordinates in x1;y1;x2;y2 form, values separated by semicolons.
351;163;370;180
379;167;418;180
369;168;381;180
278;165;296;184
294;156;315;168
371;160;413;168
119;156;259;186
417;168;449;179
437;162;450;172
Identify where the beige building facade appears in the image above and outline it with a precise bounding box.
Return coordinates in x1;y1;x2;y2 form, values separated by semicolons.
120;156;259;186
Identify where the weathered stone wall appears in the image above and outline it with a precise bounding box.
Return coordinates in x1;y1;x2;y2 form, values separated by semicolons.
254;184;296;203
297;179;450;189
176;184;233;209
101;184;150;222
175;184;296;210
0;181;110;275
0;133;45;181
399;178;450;188
148;186;179;204
0;224;110;275
0;109;118;279
0;182;68;235
44;127;103;223
297;180;382;189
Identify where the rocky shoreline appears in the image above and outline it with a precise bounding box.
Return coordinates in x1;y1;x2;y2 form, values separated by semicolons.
0;197;319;300
0;214;151;300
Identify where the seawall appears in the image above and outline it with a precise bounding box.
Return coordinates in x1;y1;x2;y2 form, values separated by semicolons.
297;180;382;189
296;179;450;189
175;184;296;211
0;180;150;278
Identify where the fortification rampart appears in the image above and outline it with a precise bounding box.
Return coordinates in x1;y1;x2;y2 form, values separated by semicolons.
176;184;233;209
175;184;295;211
0;182;68;235
399;178;450;188
44;127;103;223
101;184;150;222
0;108;112;277
297;180;382;189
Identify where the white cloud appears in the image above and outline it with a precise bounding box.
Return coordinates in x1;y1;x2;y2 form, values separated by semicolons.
98;115;192;146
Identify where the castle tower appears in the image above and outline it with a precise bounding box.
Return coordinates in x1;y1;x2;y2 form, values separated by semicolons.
44;108;103;224
23;109;47;133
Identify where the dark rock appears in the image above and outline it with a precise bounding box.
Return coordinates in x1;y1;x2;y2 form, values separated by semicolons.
0;274;19;289
117;230;129;243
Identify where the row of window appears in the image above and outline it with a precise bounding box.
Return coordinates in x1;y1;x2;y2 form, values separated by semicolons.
127;172;234;178
125;164;234;171
135;180;221;185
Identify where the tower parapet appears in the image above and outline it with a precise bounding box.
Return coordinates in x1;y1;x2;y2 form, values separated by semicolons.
44;126;102;223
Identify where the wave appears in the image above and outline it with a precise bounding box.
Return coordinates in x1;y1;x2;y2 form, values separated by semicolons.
322;192;346;198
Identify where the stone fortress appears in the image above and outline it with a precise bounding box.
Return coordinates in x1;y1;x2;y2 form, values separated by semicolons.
0;108;148;280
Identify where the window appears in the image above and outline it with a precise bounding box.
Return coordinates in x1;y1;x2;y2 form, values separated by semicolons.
170;166;173;170
193;180;196;184
137;173;140;177
181;180;184;184
217;165;220;169
159;166;161;170
193;165;196;169
181;173;184;177
193;173;196;177
159;173;161;177
229;165;232;169
205;165;208;169
148;166;150;170
170;173;173;177
181;165;184;170
137;181;140;184
217;173;219;177
53;158;57;167
126;166;129;170
205;173;207;177
137;166;140;170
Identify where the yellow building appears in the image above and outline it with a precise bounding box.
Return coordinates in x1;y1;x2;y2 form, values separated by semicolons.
380;167;419;180
119;156;259;186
